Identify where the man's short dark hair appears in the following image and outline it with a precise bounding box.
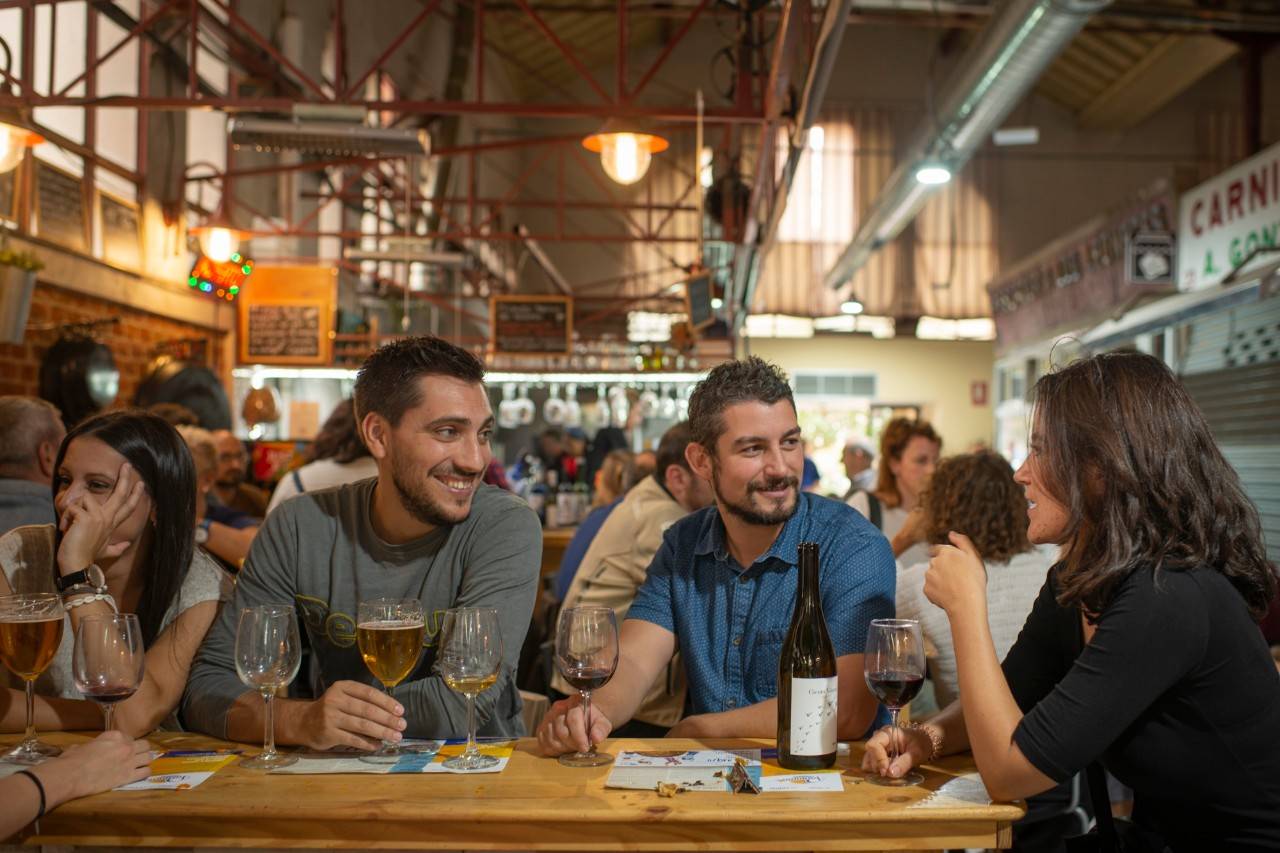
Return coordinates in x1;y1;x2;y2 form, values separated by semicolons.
687;357;794;450
540;426;566;443
353;336;486;427
654;421;693;485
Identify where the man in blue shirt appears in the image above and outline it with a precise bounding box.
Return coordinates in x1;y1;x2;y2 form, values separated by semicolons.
538;357;894;754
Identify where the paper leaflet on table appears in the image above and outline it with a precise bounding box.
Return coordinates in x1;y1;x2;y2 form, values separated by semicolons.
906;772;994;808
607;748;844;792
116;749;241;791
269;739;515;775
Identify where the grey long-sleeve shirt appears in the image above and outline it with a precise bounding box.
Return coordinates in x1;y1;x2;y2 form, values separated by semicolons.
182;478;542;740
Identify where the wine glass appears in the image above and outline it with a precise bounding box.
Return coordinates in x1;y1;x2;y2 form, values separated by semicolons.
554;605;619;768
864;618;927;786
436;607;503;771
356;598;425;764
72;613;145;732
235;604;301;770
0;593;65;764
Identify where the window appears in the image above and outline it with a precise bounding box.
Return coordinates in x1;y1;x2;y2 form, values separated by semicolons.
776;123;856;244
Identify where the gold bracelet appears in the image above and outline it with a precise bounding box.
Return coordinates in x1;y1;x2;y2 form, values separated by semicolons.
906;721;942;762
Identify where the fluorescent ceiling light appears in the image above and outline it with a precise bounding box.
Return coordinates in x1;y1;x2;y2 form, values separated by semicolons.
993;126;1039;146
915;316;997;340
914;164;952;185
228;116;429;157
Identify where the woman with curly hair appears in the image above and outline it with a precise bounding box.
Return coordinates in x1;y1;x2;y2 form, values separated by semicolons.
865;351;1280;851
895;450;1056;709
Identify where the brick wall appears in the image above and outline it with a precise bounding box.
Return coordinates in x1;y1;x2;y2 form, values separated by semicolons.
0;281;227;404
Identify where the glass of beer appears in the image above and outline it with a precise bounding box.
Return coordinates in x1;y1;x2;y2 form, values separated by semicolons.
356;597;426;764
554;605;619;767
72;613;145;732
436;607;503;771
0;593;66;764
235;604;301;770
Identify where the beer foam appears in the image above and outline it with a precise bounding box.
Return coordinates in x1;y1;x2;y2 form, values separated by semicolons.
357;619;425;629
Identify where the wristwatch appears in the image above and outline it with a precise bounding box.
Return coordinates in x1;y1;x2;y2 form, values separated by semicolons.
54;563;106;594
194;518;212;545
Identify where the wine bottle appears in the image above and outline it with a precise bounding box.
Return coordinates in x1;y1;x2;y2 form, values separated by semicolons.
776;541;838;770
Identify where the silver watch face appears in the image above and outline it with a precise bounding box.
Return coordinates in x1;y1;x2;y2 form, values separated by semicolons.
86;563;105;589
194;525;208;545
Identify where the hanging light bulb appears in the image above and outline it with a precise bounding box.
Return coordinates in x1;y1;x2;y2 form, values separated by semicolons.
191;220;248;263
583;121;669;186
0;121;43;174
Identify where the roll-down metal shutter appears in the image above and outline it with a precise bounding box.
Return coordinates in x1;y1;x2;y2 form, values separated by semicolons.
1178;294;1280;564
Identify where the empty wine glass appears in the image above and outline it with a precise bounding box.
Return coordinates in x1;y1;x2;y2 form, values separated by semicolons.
554;605;619;768
235;605;301;770
0;593;65;764
436;607;503;771
864;618;926;786
72;613;144;732
356;598;425;764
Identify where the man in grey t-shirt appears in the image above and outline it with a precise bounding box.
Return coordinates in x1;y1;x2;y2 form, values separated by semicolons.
183;337;541;750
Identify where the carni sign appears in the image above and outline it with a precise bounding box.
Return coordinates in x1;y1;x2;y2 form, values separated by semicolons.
1178;139;1280;291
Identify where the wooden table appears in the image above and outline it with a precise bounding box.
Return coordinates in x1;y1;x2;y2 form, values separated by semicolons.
13;733;1023;851
541;525;577;577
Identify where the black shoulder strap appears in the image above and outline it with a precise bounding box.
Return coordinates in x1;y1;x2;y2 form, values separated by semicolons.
1086;762;1121;852
291;468;305;494
863;491;882;531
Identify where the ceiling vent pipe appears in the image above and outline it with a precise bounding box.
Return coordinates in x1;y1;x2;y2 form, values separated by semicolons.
823;0;1112;290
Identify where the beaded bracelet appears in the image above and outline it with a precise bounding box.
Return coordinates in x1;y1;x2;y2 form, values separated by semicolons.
17;769;46;818
906;721;943;762
63;592;119;613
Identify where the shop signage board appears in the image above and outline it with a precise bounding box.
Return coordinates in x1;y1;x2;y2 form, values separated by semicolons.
1125;232;1176;287
237;266;336;366
1178;139;1280;291
987;181;1176;352
35;160;87;254
100;191;141;270
490;295;573;356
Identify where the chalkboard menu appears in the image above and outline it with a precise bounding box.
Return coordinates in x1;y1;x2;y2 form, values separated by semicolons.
36;161;87;253
685;273;714;330
100;193;141;270
245;304;323;359
0;169;15;221
490;295;573;355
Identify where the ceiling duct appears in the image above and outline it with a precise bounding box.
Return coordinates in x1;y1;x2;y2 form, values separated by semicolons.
823;0;1111;290
228;106;429;158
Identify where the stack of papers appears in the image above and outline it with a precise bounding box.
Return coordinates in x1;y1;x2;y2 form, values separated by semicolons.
605;748;844;793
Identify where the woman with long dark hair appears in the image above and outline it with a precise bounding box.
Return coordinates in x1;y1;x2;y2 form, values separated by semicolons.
0;410;233;736
863;352;1280;850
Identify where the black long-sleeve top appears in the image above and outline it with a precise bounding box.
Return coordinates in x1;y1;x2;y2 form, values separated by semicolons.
1002;563;1280;851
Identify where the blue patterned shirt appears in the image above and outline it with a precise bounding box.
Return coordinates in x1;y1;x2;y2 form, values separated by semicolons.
627;492;895;718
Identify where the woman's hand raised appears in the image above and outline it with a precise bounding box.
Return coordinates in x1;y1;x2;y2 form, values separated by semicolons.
57;462;146;575
923;531;988;617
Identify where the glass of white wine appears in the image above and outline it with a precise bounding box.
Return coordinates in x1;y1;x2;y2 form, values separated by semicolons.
235;604;301;770
436;607;503;771
357;597;425;764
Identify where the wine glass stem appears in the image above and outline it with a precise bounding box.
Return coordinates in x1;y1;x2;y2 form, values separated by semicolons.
580;689;595;755
465;693;478;757
887;707;900;766
262;690;277;757
23;679;35;744
102;704;115;732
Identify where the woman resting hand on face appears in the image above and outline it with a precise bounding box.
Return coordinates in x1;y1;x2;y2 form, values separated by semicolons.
0;410;234;736
863;352;1280;852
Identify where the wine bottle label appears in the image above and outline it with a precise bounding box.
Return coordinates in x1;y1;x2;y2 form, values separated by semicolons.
789;676;837;755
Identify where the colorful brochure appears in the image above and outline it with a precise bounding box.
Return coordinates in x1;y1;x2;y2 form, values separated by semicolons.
116;749;241;791
268;739;515;775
